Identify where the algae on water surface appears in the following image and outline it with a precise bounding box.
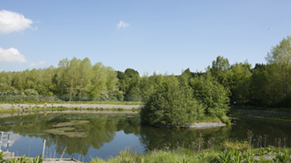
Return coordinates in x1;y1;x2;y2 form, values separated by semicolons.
44;120;89;138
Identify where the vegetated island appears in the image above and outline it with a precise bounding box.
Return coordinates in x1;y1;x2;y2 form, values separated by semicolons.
140;74;230;128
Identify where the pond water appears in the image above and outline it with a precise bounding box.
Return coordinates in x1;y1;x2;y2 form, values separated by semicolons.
0;113;290;162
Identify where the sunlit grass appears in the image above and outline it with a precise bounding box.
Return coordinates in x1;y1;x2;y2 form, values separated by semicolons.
89;146;291;163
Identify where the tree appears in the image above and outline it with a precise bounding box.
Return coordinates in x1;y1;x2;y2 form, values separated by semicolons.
265;36;291;106
228;62;252;105
77;58;93;100
249;64;271;106
209;56;231;93
124;68;139;78
90;62;119;101
105;66;118;100
90;62;107;100
12;71;27;92
118;68;140;101
0;71;16;95
56;58;70;97
180;68;192;85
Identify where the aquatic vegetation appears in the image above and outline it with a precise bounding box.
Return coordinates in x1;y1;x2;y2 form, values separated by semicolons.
52;120;89;127
44;120;89;138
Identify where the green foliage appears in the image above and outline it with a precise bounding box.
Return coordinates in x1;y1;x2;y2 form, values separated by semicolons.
229;62;252;105
210;56;231;89
140;76;204;127
190;72;230;119
273;149;291;162
248;36;291;107
0;57;120;102
0;154;43;163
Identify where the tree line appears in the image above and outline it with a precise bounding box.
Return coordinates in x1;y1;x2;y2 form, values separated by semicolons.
1;36;291;108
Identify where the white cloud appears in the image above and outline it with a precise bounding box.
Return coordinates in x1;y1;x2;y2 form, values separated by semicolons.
1;133;21;148
117;20;129;29
30;61;45;67
0;10;33;34
0;47;26;62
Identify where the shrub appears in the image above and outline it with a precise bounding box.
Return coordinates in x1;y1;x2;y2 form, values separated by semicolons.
190;72;230;119
140;76;204;127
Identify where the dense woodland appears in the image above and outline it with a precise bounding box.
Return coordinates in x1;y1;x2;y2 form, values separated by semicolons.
1;36;291;108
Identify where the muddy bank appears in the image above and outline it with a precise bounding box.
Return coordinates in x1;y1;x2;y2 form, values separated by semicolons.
156;122;226;129
187;122;226;129
0;110;139;118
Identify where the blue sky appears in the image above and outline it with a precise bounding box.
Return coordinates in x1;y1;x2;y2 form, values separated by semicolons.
0;0;291;75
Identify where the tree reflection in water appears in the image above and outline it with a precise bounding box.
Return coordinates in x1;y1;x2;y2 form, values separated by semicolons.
0;113;140;156
139;125;231;151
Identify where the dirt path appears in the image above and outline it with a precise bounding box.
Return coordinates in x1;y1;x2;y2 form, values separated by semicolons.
0;103;142;110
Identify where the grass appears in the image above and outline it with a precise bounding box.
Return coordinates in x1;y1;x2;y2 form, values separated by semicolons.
89;147;291;163
223;140;249;150
2;146;291;163
0;151;42;163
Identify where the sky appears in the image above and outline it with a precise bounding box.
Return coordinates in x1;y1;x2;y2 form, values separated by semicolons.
0;0;291;75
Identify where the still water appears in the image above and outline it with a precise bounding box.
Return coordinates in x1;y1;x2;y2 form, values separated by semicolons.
0;113;290;162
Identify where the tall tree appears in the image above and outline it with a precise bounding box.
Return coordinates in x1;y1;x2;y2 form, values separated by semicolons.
90;62;107;100
56;58;70;97
229;62;252;105
249;64;271;106
210;56;231;90
265;36;291;106
77;58;93;99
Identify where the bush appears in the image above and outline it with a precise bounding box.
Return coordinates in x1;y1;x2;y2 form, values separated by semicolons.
190;72;230;119
140;76;204;127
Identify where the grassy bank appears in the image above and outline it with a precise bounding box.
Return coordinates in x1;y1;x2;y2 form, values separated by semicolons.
2;146;291;163
89;135;291;163
0;100;143;105
0;106;140;115
92;147;291;163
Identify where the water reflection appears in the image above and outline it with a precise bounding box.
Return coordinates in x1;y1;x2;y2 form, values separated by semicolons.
229;118;291;147
139;125;231;151
0;114;140;156
0;113;290;161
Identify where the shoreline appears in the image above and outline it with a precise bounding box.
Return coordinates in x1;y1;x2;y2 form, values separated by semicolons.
156;122;227;129
0;103;142;110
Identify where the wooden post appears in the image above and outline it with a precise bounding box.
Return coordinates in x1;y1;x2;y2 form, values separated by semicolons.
42;139;46;160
